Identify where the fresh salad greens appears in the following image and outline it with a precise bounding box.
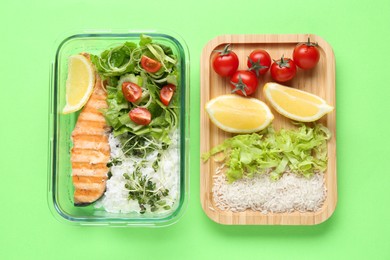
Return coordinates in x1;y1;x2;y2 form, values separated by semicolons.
202;123;331;183
90;34;179;144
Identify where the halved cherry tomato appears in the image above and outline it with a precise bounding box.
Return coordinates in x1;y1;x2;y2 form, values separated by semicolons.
230;70;258;96
141;55;161;73
270;56;297;82
122;82;142;103
160;84;176;106
129;107;151;125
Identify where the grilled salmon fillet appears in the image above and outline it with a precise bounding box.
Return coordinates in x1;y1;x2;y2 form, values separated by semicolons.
71;62;110;206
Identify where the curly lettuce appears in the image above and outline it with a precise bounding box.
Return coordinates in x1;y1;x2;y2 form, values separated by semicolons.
202;123;331;183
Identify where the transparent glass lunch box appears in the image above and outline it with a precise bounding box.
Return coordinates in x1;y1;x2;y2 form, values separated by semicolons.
47;30;190;227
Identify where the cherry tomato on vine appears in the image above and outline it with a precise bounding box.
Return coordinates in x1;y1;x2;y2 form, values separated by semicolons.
270;56;297;82
212;44;239;77
160;84;176;106
247;49;271;76
230;70;258;96
293;38;320;70
129;107;152;125
122;82;143;103
141;55;162;73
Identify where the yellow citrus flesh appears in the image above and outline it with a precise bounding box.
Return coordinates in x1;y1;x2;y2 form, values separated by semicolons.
205;94;274;133
263;82;334;122
62;54;95;114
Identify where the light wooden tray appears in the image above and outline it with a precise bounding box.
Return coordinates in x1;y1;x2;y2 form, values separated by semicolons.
200;34;337;225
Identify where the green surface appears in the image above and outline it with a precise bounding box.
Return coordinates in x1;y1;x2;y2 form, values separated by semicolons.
1;0;390;259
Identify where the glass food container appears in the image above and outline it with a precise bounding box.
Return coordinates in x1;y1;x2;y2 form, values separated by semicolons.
48;30;190;227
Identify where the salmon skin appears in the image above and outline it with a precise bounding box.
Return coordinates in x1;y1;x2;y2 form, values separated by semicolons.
70;60;110;206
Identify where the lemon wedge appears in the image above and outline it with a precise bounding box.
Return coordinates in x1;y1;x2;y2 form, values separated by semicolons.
62;54;95;114
263;82;334;122
205;94;274;133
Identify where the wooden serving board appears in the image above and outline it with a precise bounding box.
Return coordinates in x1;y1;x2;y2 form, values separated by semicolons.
200;34;336;225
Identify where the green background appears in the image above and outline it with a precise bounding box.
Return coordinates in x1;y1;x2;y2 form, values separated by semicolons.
1;0;390;259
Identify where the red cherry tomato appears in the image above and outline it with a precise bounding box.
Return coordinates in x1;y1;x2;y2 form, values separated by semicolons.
293;38;320;70
129;107;151;125
212;44;239;77
247;49;271;76
141;55;161;73
270;56;297;82
160;84;176;106
122;82;143;103
230;70;258;96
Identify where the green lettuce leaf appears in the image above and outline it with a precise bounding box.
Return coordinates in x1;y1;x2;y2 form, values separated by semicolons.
202;123;331;183
90;42;137;77
139;34;153;46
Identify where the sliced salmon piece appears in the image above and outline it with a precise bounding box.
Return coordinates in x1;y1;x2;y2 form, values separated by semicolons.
71;148;110;164
72;167;109;177
77;111;107;122
72;176;107;190
71;66;110;206
72;141;110;153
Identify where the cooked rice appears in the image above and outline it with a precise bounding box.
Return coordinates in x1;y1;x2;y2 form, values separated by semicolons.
95;130;180;214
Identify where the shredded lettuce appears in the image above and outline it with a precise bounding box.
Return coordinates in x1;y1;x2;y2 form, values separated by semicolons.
202;123;331;183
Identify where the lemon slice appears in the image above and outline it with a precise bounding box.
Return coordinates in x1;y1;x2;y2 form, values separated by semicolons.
205;94;274;133
62;54;95;114
263;82;334;122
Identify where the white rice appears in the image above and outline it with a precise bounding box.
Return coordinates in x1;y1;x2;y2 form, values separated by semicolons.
95;130;180;214
213;166;326;214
